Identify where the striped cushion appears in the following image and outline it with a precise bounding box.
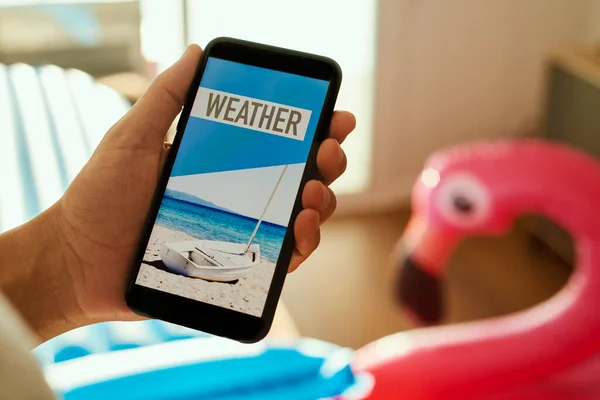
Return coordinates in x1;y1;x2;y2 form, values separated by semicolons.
0;63;131;232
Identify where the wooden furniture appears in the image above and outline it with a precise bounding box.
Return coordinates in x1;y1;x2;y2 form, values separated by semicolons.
522;45;600;267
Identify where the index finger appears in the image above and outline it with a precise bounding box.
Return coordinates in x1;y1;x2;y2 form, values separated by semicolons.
328;111;356;144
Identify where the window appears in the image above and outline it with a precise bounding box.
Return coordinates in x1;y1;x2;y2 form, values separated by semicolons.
140;0;376;195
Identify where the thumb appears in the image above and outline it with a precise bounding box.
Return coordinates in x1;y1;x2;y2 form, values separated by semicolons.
158;142;172;174
115;44;202;147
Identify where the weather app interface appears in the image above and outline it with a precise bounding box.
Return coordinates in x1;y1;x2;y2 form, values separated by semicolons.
135;57;329;316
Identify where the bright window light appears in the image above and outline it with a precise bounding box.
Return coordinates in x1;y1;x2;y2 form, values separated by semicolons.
141;0;376;195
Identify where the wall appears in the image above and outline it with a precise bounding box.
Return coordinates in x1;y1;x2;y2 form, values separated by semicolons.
587;0;600;42
339;0;596;214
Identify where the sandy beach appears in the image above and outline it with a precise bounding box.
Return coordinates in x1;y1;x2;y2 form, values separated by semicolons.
135;225;276;317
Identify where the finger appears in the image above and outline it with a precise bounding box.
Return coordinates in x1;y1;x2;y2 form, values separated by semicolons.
116;45;202;147
288;209;320;272
288;250;304;274
288;249;306;273
302;180;337;223
317;139;347;185
329;111;356;144
158;142;172;174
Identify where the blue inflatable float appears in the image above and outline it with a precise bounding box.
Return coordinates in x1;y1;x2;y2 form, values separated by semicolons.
40;330;372;400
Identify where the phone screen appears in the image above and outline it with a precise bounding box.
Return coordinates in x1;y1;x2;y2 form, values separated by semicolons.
134;57;330;317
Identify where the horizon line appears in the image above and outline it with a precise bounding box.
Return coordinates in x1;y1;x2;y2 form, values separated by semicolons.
163;194;289;229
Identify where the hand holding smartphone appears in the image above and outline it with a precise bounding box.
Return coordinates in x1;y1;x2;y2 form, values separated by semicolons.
126;38;342;343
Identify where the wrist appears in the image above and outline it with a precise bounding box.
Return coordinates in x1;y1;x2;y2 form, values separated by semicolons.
0;204;88;343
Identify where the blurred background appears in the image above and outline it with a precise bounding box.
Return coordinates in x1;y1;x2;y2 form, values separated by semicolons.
1;0;600;354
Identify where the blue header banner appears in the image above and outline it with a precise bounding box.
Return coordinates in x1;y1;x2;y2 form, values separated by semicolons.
171;57;329;176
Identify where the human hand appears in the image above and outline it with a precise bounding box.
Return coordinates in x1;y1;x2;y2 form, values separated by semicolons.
34;45;355;334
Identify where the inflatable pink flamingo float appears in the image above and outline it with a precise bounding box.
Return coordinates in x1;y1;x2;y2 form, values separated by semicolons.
350;139;600;399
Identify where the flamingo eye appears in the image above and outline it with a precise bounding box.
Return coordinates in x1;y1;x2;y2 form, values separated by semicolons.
452;195;473;213
437;173;490;227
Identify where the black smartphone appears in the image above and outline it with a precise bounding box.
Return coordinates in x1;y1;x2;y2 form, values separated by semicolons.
125;37;342;343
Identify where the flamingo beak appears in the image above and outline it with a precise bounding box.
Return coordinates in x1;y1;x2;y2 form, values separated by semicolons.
398;256;443;325
395;214;455;326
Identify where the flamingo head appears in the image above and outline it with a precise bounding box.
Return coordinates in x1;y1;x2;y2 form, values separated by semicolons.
396;140;573;325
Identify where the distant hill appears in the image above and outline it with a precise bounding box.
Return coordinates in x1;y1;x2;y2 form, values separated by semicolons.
164;189;234;213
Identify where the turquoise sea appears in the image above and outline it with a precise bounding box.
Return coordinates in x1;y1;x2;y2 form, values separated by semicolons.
156;196;287;263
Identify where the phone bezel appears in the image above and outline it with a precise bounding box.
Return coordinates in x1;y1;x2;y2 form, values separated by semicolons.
125;37;342;343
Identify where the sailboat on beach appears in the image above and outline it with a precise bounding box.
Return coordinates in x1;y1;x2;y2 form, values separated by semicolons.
159;165;288;282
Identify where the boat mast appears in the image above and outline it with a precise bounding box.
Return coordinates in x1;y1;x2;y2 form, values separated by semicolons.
245;165;288;252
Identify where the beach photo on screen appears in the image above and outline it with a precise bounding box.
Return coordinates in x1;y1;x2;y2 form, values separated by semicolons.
135;163;304;317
